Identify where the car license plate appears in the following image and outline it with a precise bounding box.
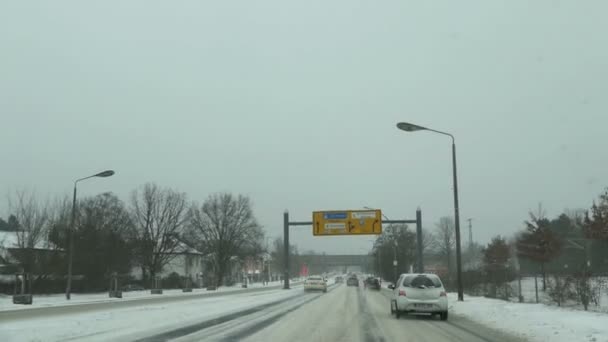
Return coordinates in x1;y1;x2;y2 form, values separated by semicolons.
415;304;433;309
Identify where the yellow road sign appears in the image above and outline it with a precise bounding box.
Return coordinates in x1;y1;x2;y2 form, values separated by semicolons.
312;210;382;236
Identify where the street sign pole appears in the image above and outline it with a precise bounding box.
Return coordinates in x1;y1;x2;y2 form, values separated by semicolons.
416;208;423;273
283;211;290;290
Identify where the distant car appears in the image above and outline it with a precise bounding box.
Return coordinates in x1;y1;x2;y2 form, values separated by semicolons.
335;276;344;284
304;276;327;292
122;284;145;292
346;276;359;287
365;277;381;290
389;273;448;320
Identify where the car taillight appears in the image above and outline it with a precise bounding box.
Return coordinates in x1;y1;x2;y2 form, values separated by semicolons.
440;291;446;297
399;290;406;297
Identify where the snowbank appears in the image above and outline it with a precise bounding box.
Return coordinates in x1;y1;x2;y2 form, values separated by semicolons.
0;280;287;311
449;293;607;342
1;287;302;342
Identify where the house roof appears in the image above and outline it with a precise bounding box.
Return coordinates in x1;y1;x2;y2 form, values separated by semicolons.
169;238;206;255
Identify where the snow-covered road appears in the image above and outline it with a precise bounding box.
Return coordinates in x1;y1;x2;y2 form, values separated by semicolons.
3;282;525;342
14;282;600;342
241;286;525;342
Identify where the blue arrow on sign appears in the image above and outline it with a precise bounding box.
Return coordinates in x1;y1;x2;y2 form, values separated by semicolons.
324;212;347;220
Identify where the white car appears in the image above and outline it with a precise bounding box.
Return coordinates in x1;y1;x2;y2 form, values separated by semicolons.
304;276;327;292
389;273;448;320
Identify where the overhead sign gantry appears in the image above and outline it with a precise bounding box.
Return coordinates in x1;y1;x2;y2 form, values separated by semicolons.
282;208;422;289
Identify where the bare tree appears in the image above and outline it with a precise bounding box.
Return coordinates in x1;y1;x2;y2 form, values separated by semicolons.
130;183;188;283
47;195;72;253
434;216;456;277
463;241;484;270
419;228;437;255
8;190;50;250
189;193;263;286
270;237;299;279
7;190;50;274
564;208;587;228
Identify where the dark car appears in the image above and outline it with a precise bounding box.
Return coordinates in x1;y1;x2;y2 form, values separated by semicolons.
346;276;359;287
122;284;145;292
365;277;381;290
335;276;344;284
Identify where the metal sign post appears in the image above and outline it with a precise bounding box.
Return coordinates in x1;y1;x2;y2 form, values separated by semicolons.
416;209;423;273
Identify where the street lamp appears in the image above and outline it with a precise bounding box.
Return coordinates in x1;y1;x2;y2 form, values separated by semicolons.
65;170;115;300
396;121;464;301
363;206;391;222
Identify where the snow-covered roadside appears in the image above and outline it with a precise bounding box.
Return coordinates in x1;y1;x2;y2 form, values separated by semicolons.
0;280;292;311
1;287;303;342
509;276;608;313
449;293;607;342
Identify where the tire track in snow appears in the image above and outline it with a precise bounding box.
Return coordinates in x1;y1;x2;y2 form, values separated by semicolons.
357;288;386;342
220;284;341;341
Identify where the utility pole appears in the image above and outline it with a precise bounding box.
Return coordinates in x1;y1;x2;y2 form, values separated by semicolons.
392;225;398;283
467;218;473;250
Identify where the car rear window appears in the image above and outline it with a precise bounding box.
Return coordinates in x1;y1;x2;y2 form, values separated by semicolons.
308;277;322;281
402;275;442;288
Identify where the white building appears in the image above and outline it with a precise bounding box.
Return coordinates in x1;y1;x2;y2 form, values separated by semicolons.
129;241;208;284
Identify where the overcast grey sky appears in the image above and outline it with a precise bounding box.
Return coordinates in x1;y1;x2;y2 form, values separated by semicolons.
1;1;607;254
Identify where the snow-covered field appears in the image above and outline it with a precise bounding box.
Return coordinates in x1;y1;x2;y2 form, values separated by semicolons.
509;276;608;313
449;293;608;342
0;280;292;311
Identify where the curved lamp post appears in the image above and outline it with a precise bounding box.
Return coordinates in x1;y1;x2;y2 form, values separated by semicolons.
396;122;464;301
66;170;115;300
